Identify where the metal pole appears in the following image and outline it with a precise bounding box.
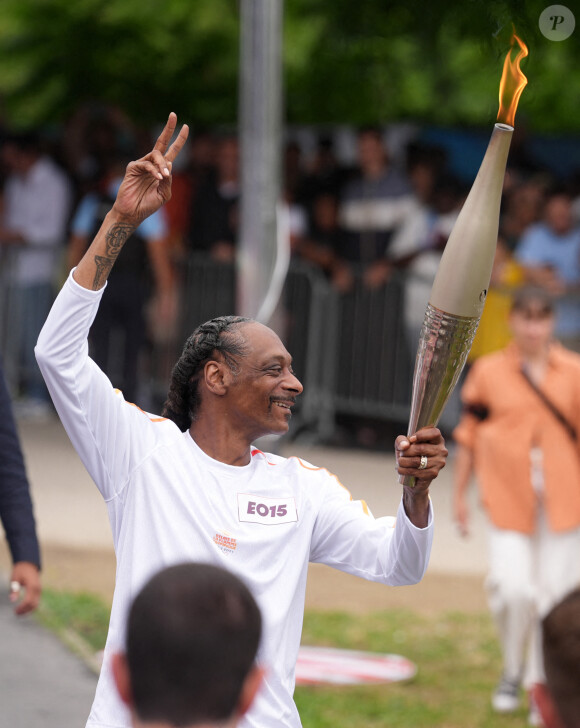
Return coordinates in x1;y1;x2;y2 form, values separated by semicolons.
237;0;283;321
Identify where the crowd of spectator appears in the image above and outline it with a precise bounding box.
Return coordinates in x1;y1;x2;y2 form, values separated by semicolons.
1;101;580;435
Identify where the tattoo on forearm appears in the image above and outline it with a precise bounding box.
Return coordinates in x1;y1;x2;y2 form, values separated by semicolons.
91;223;135;289
105;223;134;258
93;256;113;289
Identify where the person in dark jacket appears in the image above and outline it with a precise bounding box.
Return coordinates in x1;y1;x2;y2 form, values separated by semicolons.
0;358;41;614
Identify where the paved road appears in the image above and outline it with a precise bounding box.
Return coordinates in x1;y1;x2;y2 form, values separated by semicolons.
0;598;97;728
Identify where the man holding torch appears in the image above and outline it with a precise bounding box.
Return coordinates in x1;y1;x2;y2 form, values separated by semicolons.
35;112;448;728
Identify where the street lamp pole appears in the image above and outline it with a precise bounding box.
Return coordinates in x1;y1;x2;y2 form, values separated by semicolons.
237;0;284;322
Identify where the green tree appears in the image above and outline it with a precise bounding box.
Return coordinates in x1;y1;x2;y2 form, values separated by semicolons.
0;0;240;128
283;0;578;132
0;0;577;133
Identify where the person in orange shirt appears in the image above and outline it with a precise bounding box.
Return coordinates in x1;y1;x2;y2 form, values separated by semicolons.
453;286;580;726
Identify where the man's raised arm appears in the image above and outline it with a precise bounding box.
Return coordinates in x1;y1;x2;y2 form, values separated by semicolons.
73;112;189;291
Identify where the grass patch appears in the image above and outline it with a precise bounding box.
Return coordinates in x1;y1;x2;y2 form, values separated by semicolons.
36;588;110;653
297;609;529;727
35;590;531;727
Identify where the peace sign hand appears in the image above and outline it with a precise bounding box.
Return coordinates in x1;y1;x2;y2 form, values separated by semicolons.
112;112;189;228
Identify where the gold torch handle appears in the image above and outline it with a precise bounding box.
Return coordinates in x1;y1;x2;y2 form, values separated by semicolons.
401;305;480;487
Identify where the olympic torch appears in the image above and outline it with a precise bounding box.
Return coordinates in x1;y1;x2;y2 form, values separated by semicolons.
401;32;528;486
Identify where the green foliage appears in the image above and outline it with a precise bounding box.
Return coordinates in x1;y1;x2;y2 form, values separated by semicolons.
36;587;110;652
0;0;577;132
283;0;579;131
0;0;240;128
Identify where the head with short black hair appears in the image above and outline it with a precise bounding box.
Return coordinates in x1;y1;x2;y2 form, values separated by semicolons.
357;125;383;141
356;126;387;173
162;316;251;431
1;130;42;173
541;588;580;728
317;134;334;153
3;130;41;155
542;186;574;236
118;562;262;727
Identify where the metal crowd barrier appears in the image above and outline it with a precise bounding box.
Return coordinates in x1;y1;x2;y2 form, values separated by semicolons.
0;248;417;438
6;250;577;442
331;273;413;426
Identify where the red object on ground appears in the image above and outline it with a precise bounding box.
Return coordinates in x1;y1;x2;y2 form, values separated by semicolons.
295;646;417;685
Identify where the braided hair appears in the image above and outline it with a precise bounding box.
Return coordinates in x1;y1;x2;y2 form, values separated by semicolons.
162;315;251;431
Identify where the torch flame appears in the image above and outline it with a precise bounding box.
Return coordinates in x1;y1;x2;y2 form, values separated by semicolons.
497;31;528;127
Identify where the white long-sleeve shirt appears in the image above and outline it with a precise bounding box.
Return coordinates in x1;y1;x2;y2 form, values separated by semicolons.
36;272;434;728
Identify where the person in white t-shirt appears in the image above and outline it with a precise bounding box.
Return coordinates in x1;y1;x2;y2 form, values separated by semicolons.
0;131;72;412
112;562;263;728
36;113;448;728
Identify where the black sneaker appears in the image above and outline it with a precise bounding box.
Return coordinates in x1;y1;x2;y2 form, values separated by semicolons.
492;676;520;712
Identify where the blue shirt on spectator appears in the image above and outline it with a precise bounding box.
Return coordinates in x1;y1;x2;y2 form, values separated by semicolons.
516;222;580;338
71;178;167;240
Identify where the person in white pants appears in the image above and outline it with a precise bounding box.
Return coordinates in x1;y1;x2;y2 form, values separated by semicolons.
453;286;580;726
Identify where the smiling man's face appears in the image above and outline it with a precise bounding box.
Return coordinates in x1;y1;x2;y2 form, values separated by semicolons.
224;322;303;441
